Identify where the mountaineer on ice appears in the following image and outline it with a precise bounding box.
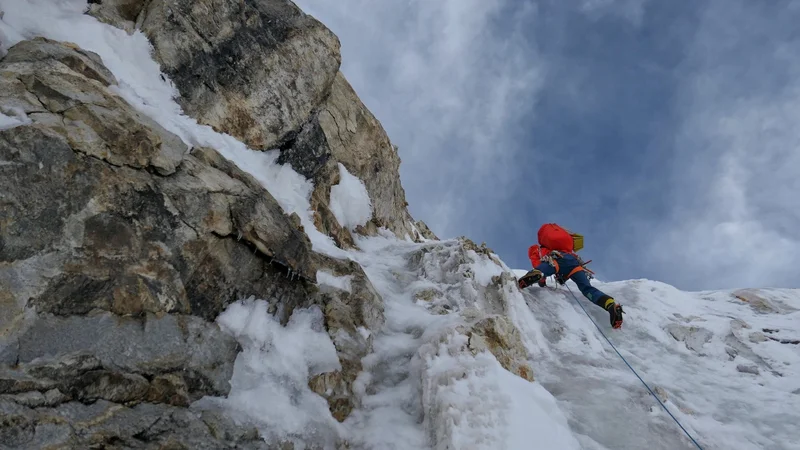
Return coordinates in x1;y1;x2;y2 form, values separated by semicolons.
517;223;625;329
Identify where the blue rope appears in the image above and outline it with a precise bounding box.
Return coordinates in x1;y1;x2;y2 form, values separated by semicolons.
564;284;704;450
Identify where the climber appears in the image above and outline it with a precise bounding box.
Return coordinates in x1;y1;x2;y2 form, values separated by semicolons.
517;223;624;329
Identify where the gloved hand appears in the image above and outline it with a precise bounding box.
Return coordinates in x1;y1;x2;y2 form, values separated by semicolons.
518;269;543;289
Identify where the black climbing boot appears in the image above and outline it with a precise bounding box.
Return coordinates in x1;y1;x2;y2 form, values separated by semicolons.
600;295;624;329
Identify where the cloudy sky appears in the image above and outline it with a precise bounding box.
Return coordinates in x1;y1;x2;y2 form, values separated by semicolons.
293;0;800;291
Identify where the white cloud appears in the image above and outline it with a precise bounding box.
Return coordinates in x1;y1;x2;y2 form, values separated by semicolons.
293;0;544;238
295;0;800;290
648;0;800;289
579;0;650;26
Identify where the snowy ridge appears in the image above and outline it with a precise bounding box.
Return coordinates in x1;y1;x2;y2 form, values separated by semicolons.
340;236;800;450
339;236;581;449
2;3;799;450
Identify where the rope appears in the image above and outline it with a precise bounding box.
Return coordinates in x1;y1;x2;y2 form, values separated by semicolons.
564;284;704;450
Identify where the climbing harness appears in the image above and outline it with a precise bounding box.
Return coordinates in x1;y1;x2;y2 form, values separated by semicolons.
544;250;595;285
564;284;704;450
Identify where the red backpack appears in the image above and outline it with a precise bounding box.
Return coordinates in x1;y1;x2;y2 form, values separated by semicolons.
538;223;576;253
536;223;594;282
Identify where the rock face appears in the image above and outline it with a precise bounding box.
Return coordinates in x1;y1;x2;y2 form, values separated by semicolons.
86;0;151;34
312;73;417;240
0;38;317;321
139;0;342;152
3;0;438;446
460;315;534;382
0;396;268;449
88;0;424;242
0;37;344;448
308;254;385;422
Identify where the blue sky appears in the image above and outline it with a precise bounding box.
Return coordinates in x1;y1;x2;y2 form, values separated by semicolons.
294;0;800;291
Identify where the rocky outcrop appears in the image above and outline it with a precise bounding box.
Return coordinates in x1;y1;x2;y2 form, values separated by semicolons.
139;0;341;152
86;0;151;34
665;323;713;353
0;37;335;447
0;37;316;319
414;220;439;241
312;73;417;240
0;396;268;449
5;0;440;445
87;0;425;242
308;254;385;422
459;315;534;382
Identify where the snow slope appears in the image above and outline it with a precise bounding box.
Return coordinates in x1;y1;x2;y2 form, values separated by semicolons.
342;237;800;450
2;2;800;449
201;233;800;450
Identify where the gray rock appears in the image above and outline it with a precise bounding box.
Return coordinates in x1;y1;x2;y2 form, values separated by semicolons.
308;255;384;421
276;113;332;179
0;38;318;328
139;0;341;151
127;0;418;242
315;72;417;240
666;323;713;352
732;289;780;314
5;399;270;449
1;391;47;408
1;37;117;87
415;220;439;241
0;399;37;448
0;369;57;395
0;34;325;441
0;13;415;447
16;313;237;397
145;373;191;406
26;352;102;379
737;364;760;375
66;369;151;403
1;39;183;174
86;0;150;34
460;315;534;382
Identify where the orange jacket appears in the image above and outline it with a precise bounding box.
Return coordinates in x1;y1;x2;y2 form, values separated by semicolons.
528;244;553;268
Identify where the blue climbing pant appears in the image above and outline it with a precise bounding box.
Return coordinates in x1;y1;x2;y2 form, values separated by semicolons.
535;252;610;309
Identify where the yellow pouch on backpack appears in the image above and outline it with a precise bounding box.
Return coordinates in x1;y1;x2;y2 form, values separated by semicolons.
571;233;584;252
